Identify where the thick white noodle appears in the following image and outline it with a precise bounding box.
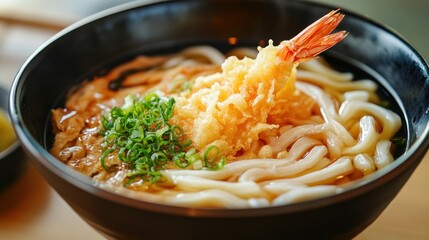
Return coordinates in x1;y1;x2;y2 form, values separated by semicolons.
339;100;401;140
353;154;376;175
165;189;256;208
238;146;328;182
296;81;339;122
269;124;326;152
299;58;353;82
297;70;377;92
374;140;394;169
343;116;379;155
262;157;354;187
272;185;339;205
227;47;259;59
181;45;226;65
171;175;266;198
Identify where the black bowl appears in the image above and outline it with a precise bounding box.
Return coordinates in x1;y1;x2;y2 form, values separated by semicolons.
0;86;26;190
9;0;429;239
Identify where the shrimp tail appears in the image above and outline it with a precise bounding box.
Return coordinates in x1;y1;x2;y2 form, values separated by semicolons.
278;9;348;62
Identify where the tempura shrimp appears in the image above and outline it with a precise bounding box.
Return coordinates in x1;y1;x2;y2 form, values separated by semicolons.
170;10;348;159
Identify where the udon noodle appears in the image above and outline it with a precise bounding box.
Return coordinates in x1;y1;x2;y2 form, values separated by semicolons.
50;10;402;208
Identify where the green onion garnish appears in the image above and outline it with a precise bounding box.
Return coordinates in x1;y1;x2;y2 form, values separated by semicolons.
203;145;226;170
100;93;225;185
391;136;407;146
379;100;390;108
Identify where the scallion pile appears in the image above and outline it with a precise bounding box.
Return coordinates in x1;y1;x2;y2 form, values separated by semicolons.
100;92;225;185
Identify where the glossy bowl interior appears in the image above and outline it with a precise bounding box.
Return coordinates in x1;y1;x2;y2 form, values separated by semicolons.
9;0;429;239
0;86;25;190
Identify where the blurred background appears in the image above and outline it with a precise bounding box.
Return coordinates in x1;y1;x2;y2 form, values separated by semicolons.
0;0;428;239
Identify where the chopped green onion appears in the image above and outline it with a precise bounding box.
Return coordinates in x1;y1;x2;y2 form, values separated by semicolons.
99;93;226;186
391;136;407;146
100;148;114;171
203;145;226;170
379;100;390;108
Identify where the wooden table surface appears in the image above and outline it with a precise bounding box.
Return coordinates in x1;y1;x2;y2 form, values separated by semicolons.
0;0;428;239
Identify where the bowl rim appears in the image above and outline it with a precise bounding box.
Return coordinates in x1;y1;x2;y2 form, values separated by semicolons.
9;0;429;217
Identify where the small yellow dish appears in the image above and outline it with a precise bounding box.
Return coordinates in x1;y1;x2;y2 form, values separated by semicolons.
0;86;25;190
0;109;15;152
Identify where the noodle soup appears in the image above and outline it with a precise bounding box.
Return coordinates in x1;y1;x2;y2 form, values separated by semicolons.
48;10;405;208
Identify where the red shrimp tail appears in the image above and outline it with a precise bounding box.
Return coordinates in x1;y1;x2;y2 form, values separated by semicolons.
278;9;348;62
